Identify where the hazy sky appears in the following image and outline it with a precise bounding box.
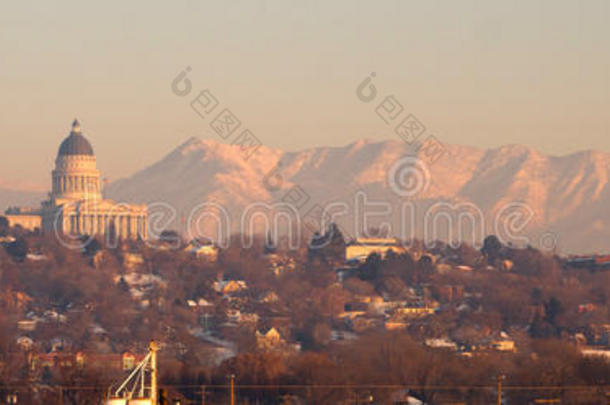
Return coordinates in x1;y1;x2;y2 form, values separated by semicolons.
1;0;608;189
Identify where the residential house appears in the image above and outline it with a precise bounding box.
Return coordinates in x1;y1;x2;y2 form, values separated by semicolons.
214;280;248;295
581;346;610;360
255;327;286;351
385;314;409;331
489;332;516;352
425;337;458;351
396;305;438;317
123;252;145;271
185;239;219;261
258;291;279;304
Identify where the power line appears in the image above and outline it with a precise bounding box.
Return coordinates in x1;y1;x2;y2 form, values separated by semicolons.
2;384;610;390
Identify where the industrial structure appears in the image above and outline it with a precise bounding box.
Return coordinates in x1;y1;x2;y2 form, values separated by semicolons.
105;341;159;405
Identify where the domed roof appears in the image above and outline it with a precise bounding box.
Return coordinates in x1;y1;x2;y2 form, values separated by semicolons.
58;119;94;156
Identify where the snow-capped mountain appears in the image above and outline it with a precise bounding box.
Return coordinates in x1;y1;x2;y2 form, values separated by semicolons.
101;137;610;254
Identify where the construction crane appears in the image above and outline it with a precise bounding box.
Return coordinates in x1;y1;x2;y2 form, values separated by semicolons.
105;341;159;405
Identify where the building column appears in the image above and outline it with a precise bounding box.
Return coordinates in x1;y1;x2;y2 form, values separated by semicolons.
123;216;129;239
59;214;67;234
129;215;138;239
114;216;119;239
103;215;108;236
117;215;125;239
109;216;115;238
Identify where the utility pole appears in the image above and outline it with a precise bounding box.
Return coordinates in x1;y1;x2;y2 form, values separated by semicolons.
496;374;505;405
150;341;159;405
230;374;235;405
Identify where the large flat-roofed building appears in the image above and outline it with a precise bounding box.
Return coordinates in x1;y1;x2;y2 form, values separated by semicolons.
4;207;42;231
4;120;147;240
345;237;407;262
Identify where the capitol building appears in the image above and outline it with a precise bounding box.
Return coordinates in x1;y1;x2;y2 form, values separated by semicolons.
5;120;148;240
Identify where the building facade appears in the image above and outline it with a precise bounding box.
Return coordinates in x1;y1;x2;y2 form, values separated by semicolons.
345;237;408;262
4;208;42;230
5;120;147;240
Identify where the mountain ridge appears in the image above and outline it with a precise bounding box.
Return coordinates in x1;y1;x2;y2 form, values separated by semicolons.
102;137;610;254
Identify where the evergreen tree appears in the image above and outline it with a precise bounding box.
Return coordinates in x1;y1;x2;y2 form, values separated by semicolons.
307;223;345;264
5;237;28;261
0;216;8;236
